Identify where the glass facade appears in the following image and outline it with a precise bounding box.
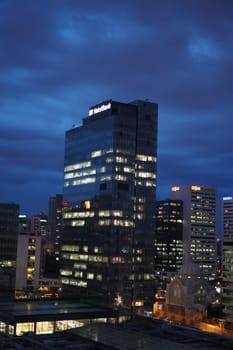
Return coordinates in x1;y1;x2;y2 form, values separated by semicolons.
155;200;183;288
222;197;233;320
0;203;19;295
61;100;158;311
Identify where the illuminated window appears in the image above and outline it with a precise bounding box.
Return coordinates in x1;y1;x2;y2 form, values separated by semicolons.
113;219;134;227
89;255;103;262
73;177;96;185
87;273;94;280
99;210;110;217
16;322;34;336
27;267;35;273
71;220;85;227
123;166;134;173
61;245;79;252
60;269;72;276
61;253;88;261
116;156;128;163
136;155;156;162
74;271;83;278
64;169;96;179
99;166;106;173
64;161;91;172
84;200;90;209
61;277;70;285
36;321;53;335
115;175;127;181
134;301;144;306
146;181;155;187
74;263;87;270
63;211;94;219
100;175;111;181
137;171;156;179
99;219;111;226
113;210;123;217
137;214;144;220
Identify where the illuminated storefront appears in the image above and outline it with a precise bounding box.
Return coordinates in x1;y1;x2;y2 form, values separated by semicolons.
0;300;121;336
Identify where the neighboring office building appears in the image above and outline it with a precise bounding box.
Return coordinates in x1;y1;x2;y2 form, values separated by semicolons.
18;214;31;233
15;234;60;298
222;196;233;321
171;185;217;281
31;213;48;238
48;194;63;255
0;203;19;297
15;233;42;294
60;99;158;312
155;199;183;289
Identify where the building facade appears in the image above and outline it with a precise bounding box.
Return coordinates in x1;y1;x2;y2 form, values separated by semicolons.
222;196;233;321
60;99;158;312
155;199;183;288
0;203;19;297
48;194;63;255
171;185;217;281
31;213;49;238
15;233;42;293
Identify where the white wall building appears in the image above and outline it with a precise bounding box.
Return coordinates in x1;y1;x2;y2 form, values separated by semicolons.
15;233;42;292
171;185;217;281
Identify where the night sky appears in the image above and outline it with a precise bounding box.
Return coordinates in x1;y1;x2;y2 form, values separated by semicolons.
1;0;232;223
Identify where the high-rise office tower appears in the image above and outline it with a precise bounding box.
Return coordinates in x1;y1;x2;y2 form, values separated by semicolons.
171;185;217;281
48;194;63;254
222;196;233;321
155;199;183;288
0;203;19;297
60;99;158;312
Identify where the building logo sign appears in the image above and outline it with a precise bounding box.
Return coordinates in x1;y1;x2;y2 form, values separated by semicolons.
171;186;180;192
191;185;201;191
223;196;233;201
89;102;111;116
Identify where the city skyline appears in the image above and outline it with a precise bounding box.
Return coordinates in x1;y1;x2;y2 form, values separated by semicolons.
0;0;233;214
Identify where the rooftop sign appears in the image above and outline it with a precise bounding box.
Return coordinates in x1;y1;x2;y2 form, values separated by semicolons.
171;186;180;192
223;196;233;201
191;185;201;191
89;102;111;116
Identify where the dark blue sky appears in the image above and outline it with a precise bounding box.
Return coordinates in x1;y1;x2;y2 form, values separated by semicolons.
1;0;232;220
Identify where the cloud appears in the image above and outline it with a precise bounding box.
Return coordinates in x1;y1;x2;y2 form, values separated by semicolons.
0;0;232;216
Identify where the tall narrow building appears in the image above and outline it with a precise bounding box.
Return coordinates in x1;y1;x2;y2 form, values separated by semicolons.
0;202;19;298
60;99;158;313
222;196;233;321
171;185;217;281
48;194;63;255
155;199;183;288
15;233;42;293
